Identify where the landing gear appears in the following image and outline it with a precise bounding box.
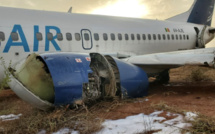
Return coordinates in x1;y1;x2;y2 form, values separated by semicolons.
155;69;170;84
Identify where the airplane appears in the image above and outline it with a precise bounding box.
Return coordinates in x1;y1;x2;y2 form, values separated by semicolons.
0;0;214;110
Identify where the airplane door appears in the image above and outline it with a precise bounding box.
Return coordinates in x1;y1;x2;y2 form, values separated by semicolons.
81;29;93;50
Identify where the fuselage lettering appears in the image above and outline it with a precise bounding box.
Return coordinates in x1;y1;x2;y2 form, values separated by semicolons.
173;28;184;33
45;26;61;51
3;25;62;53
3;25;30;53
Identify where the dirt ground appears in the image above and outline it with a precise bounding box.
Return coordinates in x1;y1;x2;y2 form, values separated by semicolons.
96;80;215;120
95;65;215;120
1;65;215;131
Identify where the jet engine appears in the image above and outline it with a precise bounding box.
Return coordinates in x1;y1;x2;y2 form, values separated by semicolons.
195;26;215;48
8;53;148;110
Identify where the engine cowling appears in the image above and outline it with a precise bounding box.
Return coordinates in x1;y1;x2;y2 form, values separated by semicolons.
8;53;148;110
195;25;215;48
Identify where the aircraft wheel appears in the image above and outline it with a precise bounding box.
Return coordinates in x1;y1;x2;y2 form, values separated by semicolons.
155;69;170;84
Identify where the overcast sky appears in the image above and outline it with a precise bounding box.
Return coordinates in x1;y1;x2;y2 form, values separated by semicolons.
0;0;195;19
0;0;214;47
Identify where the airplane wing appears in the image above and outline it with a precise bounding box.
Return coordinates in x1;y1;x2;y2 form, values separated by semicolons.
124;48;215;76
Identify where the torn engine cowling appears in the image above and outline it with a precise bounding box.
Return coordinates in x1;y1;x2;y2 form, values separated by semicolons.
8;53;148;110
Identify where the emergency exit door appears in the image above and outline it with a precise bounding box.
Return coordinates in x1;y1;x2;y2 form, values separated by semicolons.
81;29;93;50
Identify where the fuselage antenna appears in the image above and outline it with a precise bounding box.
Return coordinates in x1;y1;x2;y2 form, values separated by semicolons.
68;7;72;13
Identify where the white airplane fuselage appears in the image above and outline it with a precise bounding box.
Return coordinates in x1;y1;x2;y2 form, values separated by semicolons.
0;7;214;79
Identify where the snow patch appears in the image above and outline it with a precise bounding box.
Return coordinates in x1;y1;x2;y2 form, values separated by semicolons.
38;128;79;134
52;128;79;134
0;114;22;121
185;112;198;121
134;98;149;103
145;98;149;101
166;112;178;117
97;111;195;134
42;111;197;134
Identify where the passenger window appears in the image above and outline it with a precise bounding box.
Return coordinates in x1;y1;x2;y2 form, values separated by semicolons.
148;34;151;40
158;34;161;40
66;33;72;41
142;34;146;40
94;33;99;41
171;34;174;40
118;33;122;40
36;32;43;41
187;35;189;40
153;34;156;40
111;33;115;40
183;35;186;40
84;33;89;41
0;32;5;41
103;33;108;41
176;35;178;40
167;34;170;40
131;34;135;40
11;32;19;41
180;35;182;40
137;34;140;40
47;33;53;41
162;34;166;40
75;33;81;41
57;33;63;41
125;34;129;40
